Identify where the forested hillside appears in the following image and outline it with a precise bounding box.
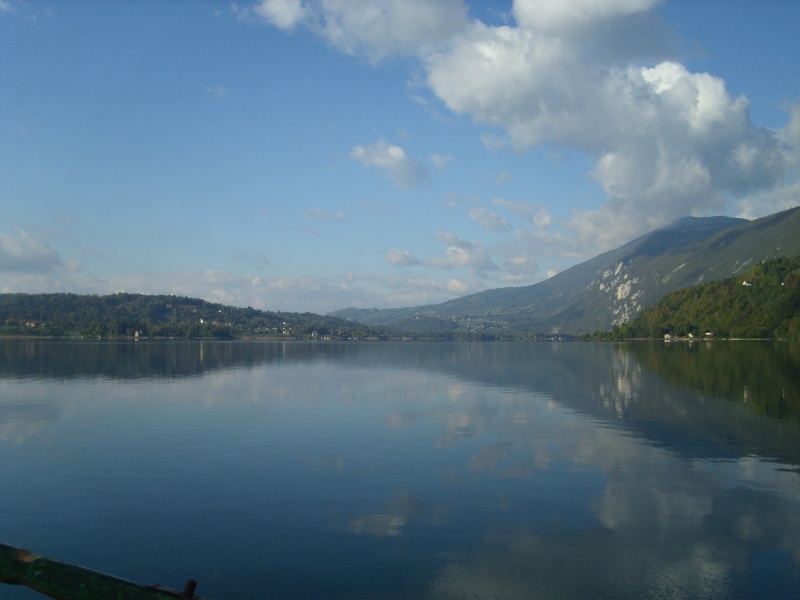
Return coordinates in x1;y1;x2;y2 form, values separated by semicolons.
0;293;384;340
613;257;800;339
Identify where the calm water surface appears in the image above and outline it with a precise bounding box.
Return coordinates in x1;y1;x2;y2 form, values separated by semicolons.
1;340;799;599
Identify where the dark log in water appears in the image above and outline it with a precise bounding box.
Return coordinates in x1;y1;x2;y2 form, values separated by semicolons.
0;542;207;600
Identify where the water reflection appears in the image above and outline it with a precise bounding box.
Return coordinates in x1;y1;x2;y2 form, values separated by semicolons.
1;341;799;598
3;340;799;419
626;341;800;421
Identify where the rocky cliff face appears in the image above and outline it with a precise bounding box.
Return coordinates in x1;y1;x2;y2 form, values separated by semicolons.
593;261;645;326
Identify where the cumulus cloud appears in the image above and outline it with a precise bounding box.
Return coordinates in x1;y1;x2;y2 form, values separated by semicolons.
385;231;499;280
499;254;540;284
384;248;419;267
248;0;798;258
513;0;661;35
376;274;477;307
445;278;470;294
233;0;305;28
350;139;428;188
244;0;468;62
491;199;553;229
252;0;306;29
423;4;798;251
0;228;62;273
427;232;498;273
468;207;511;233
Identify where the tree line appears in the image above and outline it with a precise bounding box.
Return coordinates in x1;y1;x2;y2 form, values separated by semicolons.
0;293;386;340
589;256;800;340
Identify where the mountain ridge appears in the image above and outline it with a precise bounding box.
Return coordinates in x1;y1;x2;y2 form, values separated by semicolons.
332;207;800;334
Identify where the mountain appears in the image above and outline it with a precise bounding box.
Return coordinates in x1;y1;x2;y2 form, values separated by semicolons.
332;207;800;335
619;255;800;339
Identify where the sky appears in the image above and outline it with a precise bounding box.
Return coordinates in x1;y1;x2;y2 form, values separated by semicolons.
2;0;799;314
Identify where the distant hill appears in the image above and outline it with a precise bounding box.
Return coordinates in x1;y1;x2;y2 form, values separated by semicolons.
332;207;800;335
0;293;384;340
617;255;800;339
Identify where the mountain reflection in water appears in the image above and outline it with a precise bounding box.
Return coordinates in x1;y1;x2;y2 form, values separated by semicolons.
1;340;798;599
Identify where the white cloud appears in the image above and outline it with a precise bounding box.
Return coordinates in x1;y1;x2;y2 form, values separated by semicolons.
252;0;307;30
491;199;553;230
350;139;428;188
532;208;553;229
376;274;480;307
233;0;305;28
384;231;500;280
426;232;498;273
384;248;419;267
499;254;540;284
424;12;797;254
244;0;468;62
468;207;511;233
0;228;62;273
513;0;660;33
249;0;798;253
445;278;470;294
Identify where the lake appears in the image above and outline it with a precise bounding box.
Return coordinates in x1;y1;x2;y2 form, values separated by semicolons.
1;340;799;599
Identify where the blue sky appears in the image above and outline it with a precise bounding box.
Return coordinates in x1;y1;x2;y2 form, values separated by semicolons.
2;0;799;313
